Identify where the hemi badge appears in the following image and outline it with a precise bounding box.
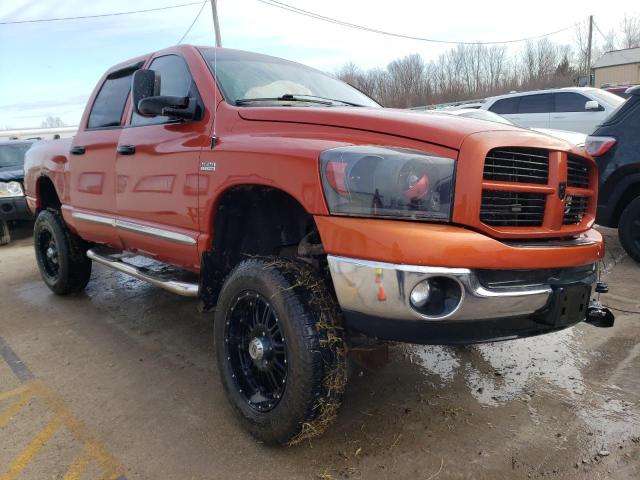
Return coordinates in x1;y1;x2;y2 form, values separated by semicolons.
200;161;216;172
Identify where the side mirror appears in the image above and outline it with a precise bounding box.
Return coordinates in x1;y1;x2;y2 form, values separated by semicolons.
132;69;195;120
585;100;602;111
132;69;160;113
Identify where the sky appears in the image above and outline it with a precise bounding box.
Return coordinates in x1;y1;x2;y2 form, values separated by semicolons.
0;0;633;129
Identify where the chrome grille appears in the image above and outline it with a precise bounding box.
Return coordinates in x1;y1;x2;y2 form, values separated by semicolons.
483;148;549;184
567;155;589;189
563;196;588;224
480;190;546;227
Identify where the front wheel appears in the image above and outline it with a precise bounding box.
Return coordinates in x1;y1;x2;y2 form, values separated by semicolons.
214;257;347;445
618;195;640;263
34;209;92;294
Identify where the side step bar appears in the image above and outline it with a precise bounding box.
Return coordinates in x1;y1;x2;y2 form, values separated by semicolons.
86;249;199;297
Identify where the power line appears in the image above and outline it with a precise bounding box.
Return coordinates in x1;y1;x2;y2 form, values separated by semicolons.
0;1;203;25
256;0;578;45
178;0;208;44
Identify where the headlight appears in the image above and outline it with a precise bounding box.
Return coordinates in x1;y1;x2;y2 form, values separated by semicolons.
320;146;455;221
0;181;24;198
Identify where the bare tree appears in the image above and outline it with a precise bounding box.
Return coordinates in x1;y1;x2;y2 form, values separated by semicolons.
620;13;640;48
41;115;65;128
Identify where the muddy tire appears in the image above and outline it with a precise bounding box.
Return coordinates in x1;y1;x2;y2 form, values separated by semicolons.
0;220;10;246
34;209;92;295
618;195;640;263
214;257;346;445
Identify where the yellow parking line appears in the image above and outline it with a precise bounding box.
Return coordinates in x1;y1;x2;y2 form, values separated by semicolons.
63;447;92;480
0;381;125;480
0;392;33;428
0;415;63;480
0;384;30;402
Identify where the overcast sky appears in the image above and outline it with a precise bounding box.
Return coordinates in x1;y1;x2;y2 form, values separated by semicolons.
0;0;633;129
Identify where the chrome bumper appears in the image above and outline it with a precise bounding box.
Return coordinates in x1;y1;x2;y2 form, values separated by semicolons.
327;256;559;322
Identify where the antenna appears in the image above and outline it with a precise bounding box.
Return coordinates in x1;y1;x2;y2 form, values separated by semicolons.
212;43;218;147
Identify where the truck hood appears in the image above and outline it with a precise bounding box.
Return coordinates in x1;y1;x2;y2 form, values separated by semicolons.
0;167;24;182
237;107;522;150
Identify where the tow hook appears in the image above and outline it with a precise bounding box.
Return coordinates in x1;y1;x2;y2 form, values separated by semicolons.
585;300;615;328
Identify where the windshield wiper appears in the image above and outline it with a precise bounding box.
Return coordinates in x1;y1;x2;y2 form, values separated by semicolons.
235;94;365;107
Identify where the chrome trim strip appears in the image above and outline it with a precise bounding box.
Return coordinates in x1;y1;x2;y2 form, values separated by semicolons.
71;211;116;227
504;236;598;248
327;255;554;322
71;210;196;246
115;219;197;246
87;249;198;297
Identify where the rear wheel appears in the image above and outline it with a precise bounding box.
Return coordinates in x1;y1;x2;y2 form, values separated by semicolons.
214;257;346;445
619;196;640;263
0;220;10;246
34;209;92;294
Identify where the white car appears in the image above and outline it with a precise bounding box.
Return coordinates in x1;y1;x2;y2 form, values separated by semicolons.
479;87;624;134
438;108;587;146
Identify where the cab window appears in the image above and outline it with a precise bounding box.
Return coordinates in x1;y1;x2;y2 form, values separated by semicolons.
131;55;194;126
87;73;133;129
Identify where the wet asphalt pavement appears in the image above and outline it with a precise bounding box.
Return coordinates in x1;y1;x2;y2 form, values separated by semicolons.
0;222;639;479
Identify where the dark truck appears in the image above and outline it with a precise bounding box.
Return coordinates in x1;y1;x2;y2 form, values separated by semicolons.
0;140;34;245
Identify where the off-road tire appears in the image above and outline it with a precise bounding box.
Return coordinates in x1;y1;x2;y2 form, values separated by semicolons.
0;220;10;246
214;257;347;445
34;209;92;294
618;195;640;263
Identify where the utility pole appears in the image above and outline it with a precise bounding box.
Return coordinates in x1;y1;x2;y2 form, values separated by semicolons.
587;15;593;86
210;0;222;47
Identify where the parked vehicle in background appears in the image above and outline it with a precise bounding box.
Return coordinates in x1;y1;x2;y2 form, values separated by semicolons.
587;86;640;261
480;87;624;134
24;45;612;445
439;108;587;146
603;84;639;99
0;126;77;142
0;140;34;245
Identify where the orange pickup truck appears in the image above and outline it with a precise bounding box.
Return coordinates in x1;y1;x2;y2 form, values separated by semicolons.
24;45;613;444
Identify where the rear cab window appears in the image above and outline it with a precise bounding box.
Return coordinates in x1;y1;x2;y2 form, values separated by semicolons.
87;71;135;129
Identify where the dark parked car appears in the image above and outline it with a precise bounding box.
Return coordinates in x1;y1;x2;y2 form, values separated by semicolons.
0;140;34;245
587;86;640;261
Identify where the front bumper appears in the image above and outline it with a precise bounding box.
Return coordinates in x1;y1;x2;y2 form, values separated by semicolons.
0;196;31;222
327;255;596;344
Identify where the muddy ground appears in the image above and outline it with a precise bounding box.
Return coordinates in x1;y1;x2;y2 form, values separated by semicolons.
0;222;639;479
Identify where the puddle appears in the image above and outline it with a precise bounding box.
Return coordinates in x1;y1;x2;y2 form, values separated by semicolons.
409;328;588;406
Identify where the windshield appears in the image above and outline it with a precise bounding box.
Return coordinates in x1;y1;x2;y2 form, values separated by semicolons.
199;48;380;108
0;143;31;169
588;89;625;107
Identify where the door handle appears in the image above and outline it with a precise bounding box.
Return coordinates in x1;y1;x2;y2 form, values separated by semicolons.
117;145;136;155
552;115;567;119
70;145;85;155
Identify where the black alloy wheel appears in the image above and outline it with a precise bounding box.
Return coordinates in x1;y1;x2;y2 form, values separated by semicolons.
214;257;347;445
225;291;288;412
37;227;60;278
33;209;92;294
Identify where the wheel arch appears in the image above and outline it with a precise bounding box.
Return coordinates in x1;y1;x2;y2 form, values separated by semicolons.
34;175;62;212
199;184;326;309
